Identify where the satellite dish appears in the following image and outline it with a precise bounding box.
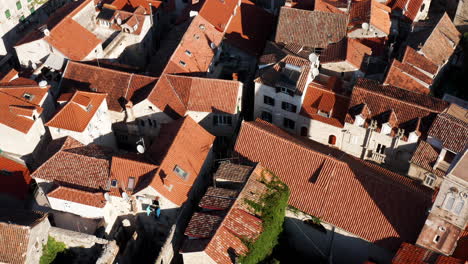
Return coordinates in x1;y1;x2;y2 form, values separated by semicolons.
312;68;319;77
39;80;48;88
308;53;318;63
362;23;369;31
116;17;122;25
122;192;129;200
104;193;110;201
136;144;145;154
210;42;216;50
189;11;198;17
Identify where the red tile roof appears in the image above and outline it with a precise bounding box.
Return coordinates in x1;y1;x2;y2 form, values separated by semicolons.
452;228;468;260
300;76;350;128
224;0;275;56
392;242;466;264
199;0;238;32
383;59;432;94
427;111;468;153
31;143;113;191
320;38;372;70
46;91;107;132
402;46;438;75
275;8;348;49
147;116;215;206
234;120;434;251
213;162;252;183
0;156;31;200
105;0;162;13
346;79;448;139
410;140;445;177
48;186;107;208
185;212;224;238
61;61;157;112
314;0;346;13
0;210;48;264
147;74;241;119
0;86;47;133
349;0;391;35
388;0;425;22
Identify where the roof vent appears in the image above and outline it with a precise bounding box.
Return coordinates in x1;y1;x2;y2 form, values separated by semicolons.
43;29;50;36
38;80;47;88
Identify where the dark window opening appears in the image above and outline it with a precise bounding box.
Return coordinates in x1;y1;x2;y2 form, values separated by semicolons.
263;95;275;106
301;126;308;137
261;111;272;123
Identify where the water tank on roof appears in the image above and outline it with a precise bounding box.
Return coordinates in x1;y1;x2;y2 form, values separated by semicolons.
362;23;369;31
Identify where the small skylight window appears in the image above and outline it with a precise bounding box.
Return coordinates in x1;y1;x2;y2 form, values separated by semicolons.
23;93;34;101
174;165;189;180
199;24;205;30
111;179;118;188
86;104;93;112
179;61;186;67
185;50;192;56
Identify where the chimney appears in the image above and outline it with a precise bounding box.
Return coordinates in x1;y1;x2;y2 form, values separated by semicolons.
232;73;239;81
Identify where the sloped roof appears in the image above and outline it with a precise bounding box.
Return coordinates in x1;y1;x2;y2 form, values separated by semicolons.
48;186;107;208
349;0;391;35
234;120;434;251
320;38;372;69
31;142;113;191
300;76;350;128
408;13;461;66
224;0;275;56
392;242;465;264
105;0;162;13
46;91;107;132
402;46;438;75
61;61;157;112
275;8;348;49
0;86;47;133
147;74;241;119
428;106;468;153
410;140;445;177
388;0;425;22
0;210;48;264
346;79;448;139
213;162;252;183
198;0;238;31
146;116;215;206
0;156;31;200
383;59;432;94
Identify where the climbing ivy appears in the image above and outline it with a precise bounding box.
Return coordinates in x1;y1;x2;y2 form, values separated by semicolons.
239;169;290;264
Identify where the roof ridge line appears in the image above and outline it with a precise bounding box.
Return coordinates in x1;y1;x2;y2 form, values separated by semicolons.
124;73;134;99
164;74;189;110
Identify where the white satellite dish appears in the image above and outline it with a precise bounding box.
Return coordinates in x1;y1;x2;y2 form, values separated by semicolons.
362;23;369;31
104;193;110;201
308;53;318;63
312;68;319;77
39;80;48;88
136;144;145;154
189;11;198;17
210;42;216;50
122;192;129;200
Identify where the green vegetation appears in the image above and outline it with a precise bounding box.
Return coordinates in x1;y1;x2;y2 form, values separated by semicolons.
40;236;67;264
239;169;290;264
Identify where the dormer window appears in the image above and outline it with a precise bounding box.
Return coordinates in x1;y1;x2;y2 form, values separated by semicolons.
179;60;186;67
423;173;435;187
111;179;118;188
127;177;135;191
355;114;365;127
381;123;392;135
174;165;189;180
23;93;34;101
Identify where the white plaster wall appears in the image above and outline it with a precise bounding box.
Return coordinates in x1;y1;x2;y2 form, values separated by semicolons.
430;178;468;228
103;195;133;234
181;251;216;264
135;186;180;210
348;25;388;38
0;117;45;156
48;196;106;218
298;117;344;148
15;39;52;68
413;0;431;22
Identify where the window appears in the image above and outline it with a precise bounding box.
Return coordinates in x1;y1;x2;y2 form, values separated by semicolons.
444;150;456;163
263;96;274;106
423;173;436;187
127;177;135;191
283;118;295;130
281;102;297;113
444;192;456;211
174;165;189;180
139;119;145;127
185;50;192;56
5;9;11;19
453;199;464;215
261;111;272;123
433;235;440;243
376;144;386;154
23;93;33;100
16;1;22;9
179;60;186;67
213;115;232;126
148;119;152;127
301;127;308;137
19;15;25;21
328;135;336;145
111;179;118;188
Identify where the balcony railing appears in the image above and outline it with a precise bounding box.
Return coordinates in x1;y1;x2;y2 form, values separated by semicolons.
369;151;386;164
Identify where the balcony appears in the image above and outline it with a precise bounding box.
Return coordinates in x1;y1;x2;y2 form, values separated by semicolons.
369;151;386;164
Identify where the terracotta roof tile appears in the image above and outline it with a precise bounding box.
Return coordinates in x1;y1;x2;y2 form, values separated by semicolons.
427;111;468;153
105;0;162;13
314;0;347;13
199;0;238;31
31;143;113;190
383;59;432;94
0;156;31;200
0;210;48;264
402;46;438;75
321;38;372;69
346;79;448;139
275;8;348;49
300;77;350;128
61;61;157;112
185;212;224;238
199;195;234;210
48;186;107;208
224;0;275;56
388;0;424;22
213;162;252;183
46;91;107;132
234;120;434;251
392;242;465;264
147;74;240;119
410;140;445;177
349;0;391;35
205;186;238;199
147;116;215;206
